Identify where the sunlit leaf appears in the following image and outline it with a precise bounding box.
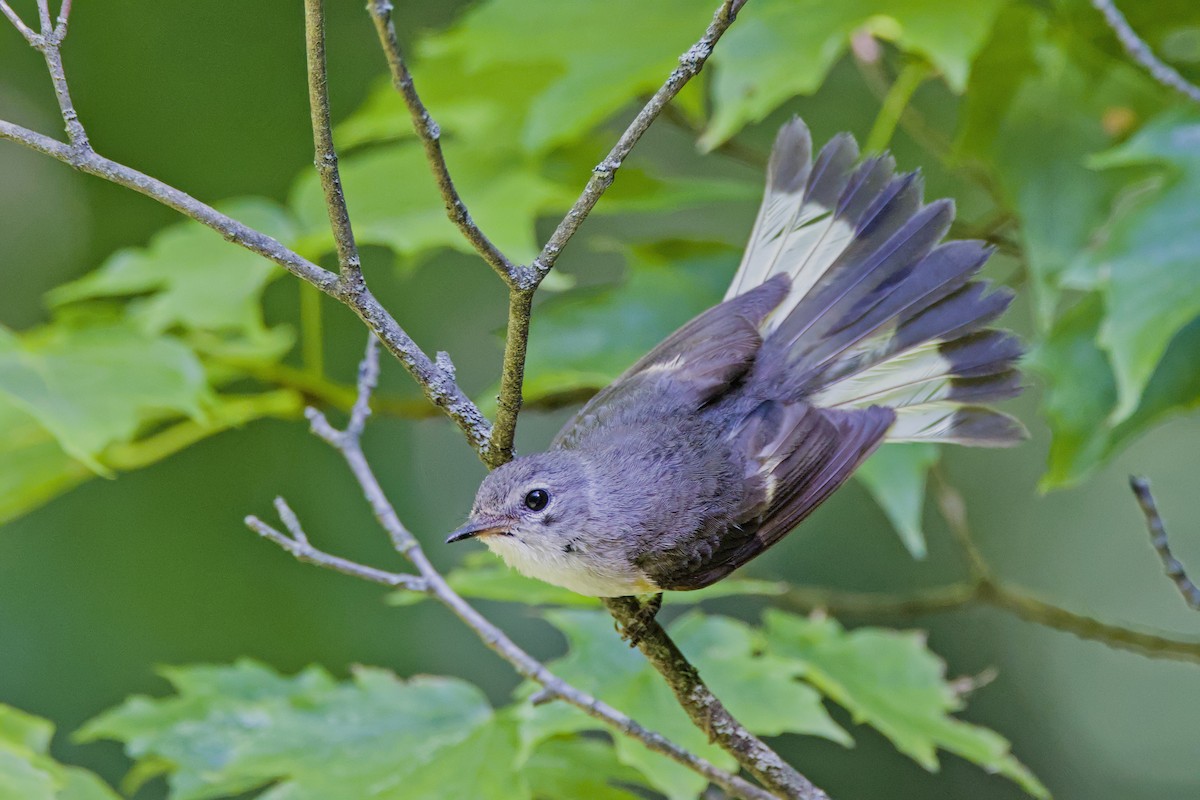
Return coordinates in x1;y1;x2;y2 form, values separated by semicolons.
290;142;573;266
704;0;1006;148
78;660;520;800
764;610;1048;798
0;704;120;800
1029;294;1200;490
1073;110;1200;423
856;443;940;558
432;0;712;153
0;396;89;527
524;737;650;800
956;7;1163;327
48;199;295;359
0;321;210;472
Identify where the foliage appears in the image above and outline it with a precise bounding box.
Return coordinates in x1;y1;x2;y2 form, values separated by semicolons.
3;0;1200;797
73;608;1044;800
0;704;119;800
4;0;1198;544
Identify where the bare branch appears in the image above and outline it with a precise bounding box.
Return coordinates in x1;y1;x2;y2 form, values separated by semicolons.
54;0;71;38
0;119;493;452
606;596;830;800
35;0;50;34
0;1;37;43
484;0;746;466
488;288;534;467
304;0;363;289
26;0;90;150
531;0;743;280
1131;476;1200;610
245;515;426;591
1091;0;1200;105
346;334;381;439
366;0;517;284
250;340;778;800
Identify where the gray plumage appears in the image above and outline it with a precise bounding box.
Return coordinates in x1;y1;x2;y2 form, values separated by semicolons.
447;118;1026;597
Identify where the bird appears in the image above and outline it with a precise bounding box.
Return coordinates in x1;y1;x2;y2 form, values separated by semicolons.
447;117;1025;601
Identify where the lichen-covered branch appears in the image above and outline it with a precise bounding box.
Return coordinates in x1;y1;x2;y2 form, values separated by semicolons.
605;596;829;800
304;0;363;290
488;0;746;466
1131;476;1200;611
366;0;517;284
0;13;493;456
531;0;743;280
248;337;777;800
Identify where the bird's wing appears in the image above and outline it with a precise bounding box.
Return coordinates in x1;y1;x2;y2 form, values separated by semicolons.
642;401;893;591
551;276;788;450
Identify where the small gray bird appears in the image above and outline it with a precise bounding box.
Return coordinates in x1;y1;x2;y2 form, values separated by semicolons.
448;118;1024;598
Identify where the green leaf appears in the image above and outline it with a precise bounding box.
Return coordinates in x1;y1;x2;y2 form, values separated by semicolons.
0;321;210;472
0;389;302;527
0;704;121;800
432;0;713;153
955;7;1162;327
524;737;651;800
1073;110;1200;423
78;660;521;800
522;611;848;800
856;443;940;558
390;551;785;608
704;0;1006;148
378;710;528;800
1026;294;1117;489
1029;294;1200;490
0;396;89;527
764;610;1049;798
48;198;295;359
290;141;572;265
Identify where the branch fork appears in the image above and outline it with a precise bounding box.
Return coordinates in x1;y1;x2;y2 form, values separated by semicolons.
0;1;834;797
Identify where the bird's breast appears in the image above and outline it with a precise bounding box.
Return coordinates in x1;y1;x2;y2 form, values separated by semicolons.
482;533;658;598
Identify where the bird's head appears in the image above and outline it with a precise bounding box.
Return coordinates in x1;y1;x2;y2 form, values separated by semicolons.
446;451;593;552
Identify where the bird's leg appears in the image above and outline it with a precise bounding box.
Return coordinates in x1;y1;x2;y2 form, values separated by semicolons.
616;592;663;648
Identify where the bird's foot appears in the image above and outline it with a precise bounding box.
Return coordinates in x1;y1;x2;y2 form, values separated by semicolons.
618;593;662;648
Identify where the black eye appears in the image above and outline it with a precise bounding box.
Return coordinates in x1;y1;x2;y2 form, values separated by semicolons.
524;489;550;512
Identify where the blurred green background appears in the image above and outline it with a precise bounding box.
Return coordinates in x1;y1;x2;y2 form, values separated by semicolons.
3;1;1200;798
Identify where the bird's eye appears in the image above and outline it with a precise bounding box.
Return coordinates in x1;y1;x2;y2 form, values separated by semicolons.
524;488;550;512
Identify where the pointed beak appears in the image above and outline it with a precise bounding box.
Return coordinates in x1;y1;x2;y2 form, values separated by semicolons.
445;517;511;544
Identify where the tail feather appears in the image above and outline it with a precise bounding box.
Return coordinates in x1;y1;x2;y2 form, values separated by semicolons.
727;117;1026;447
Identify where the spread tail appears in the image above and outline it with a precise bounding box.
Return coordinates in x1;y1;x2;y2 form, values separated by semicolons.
731;118;1026;447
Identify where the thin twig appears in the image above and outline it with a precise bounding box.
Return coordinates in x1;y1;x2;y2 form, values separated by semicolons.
1091;0;1200;105
35;0;50;34
0;10;494;455
0;1;37;43
531;0;743;281
53;0;71;38
0;120;492;452
484;0;746;467
1131;476;1200;610
250;338;777;800
366;0;516;284
304;0;364;290
27;0;89;150
246;515;426;591
488;287;534;467
785;579;1200;664
606;596;829;800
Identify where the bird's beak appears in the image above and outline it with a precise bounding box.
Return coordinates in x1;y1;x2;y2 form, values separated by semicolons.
445;517;511;544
